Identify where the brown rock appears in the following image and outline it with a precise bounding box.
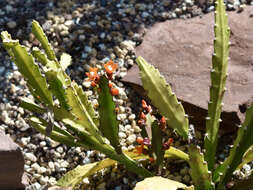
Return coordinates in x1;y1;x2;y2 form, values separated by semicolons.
0;131;25;190
122;6;253;133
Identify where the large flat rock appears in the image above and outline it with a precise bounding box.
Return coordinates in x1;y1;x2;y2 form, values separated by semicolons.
0;131;25;190
122;7;253;132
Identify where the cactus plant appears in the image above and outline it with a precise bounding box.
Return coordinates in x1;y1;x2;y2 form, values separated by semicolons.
1;20;189;189
204;0;230;171
135;0;253;189
1;21;153;182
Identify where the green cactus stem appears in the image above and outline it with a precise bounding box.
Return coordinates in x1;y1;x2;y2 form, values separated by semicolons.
188;145;215;190
32;20;58;62
137;56;188;139
98;76;121;153
151;120;164;172
216;103;253;190
1;31;53;106
204;0;230;171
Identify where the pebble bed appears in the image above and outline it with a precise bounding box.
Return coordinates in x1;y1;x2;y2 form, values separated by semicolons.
0;0;253;189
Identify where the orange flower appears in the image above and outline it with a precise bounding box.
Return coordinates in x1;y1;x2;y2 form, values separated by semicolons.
136;137;144;144
86;67;100;82
108;83;113;88
104;60;118;75
111;88;119;96
149;157;155;163
141;100;148;109
160;116;166;130
139;112;146;120
135;144;144;155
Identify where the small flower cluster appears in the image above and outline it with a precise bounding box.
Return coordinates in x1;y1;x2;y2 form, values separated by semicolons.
85;60;119;96
135;100;173;160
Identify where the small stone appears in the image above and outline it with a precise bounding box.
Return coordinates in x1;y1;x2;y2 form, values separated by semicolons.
60;30;69;36
40;141;47;147
118;88;128;100
142;12;149;18
117;114;127;121
48;162;55;170
180;168;188;175
100;32;106;39
115;186;122;190
119;132;127;138
119;106;125;113
0;110;12;125
0;66;5;75
31;163;40;171
79;34;86;41
98;43;106;51
85;46;92;53
7;21;16;29
127;134;136;144
75;147;82;153
123;177;128;184
48;177;57;186
127;59;134;66
56;146;64;153
33;182;41;190
5;5;13;13
133;125;141;133
54;151;62;158
243;164;251;172
97;182;106;190
128;145;135;150
206;6;215;13
82;177;89;184
60;160;69;168
183;175;191;183
65;20;74;27
25;153;37;162
38;167;47;174
128;114;136;121
163;0;170;6
122;146;128;151
125;125;132;131
20;137;30;146
39;176;49;185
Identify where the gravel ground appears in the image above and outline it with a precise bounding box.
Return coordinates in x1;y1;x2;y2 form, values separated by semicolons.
0;0;253;190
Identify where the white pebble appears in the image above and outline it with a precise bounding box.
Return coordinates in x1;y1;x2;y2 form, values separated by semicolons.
127;134;136;144
48;162;55;170
117;114;127;121
39;176;49;185
83;177;90;184
20;137;30;146
31;163;40;171
40;141;47;147
56;146;64;153
125;124;132;131
60;160;69;168
133;125;141;133
127;145;135;150
25;153;37;162
7;21;17;29
48;177;57;186
128;114;136;121
119;132;127;138
38;166;47;174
